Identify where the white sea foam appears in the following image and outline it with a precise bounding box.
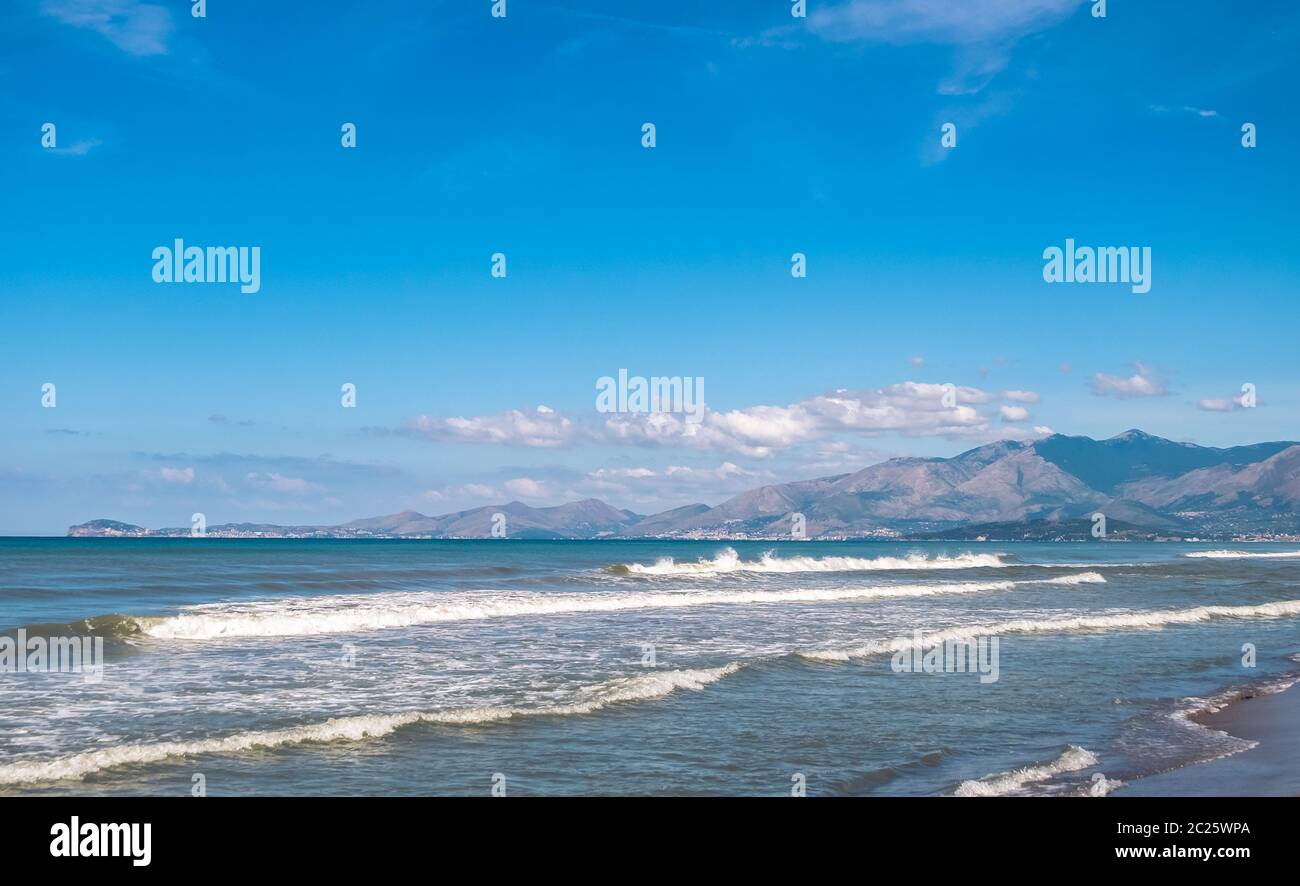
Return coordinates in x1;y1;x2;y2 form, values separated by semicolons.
953;745;1099;797
1184;550;1300;559
799;600;1300;662
138;580;1023;640
1036;571;1106;585
1169;664;1300;755
1084;773;1124;796
0;664;741;785
620;549;1012;575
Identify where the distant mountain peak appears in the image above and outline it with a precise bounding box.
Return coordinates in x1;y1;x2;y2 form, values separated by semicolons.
1109;428;1156;441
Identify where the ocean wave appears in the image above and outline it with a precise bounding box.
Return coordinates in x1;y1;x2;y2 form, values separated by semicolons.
0;664;741;785
42;568;1102;642
612;548;1013;576
1183;550;1300;559
1035;572;1106;585
130;580;1027;640
15;598;1300;784
798;600;1300;662
953;745;1099;797
3;613;159;640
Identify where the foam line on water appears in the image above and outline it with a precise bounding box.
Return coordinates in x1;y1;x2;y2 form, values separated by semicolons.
798;600;1300;662
0;664;741;785
137;579;1028;640
1183;550;1300;560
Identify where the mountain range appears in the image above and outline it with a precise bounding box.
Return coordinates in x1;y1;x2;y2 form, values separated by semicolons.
68;430;1300;540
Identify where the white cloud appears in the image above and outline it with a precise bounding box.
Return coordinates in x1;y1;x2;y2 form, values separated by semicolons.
1001;390;1039;403
588;467;657;480
598;382;997;457
1197;391;1255;412
406;381;1035;459
992;424;1054;442
504;477;547;498
1090;362;1169;399
158;466;194;484
43;0;174;56
408;405;574;448
665;462;758;482
999;405;1030;422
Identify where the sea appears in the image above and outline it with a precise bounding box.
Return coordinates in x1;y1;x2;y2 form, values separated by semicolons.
1;537;1298;796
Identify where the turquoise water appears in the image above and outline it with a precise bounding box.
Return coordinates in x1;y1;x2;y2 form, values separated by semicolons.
1;538;1298;796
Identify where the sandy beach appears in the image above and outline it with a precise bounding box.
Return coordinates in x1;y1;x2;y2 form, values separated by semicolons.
1121;678;1300;797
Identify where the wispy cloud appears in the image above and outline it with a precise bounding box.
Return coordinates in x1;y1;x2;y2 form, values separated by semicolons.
576;461;765;506
245;472;323;494
409;405;575;449
157;466;195;484
1196;390;1258;412
1196;398;1234;412
48;137;103;156
424;483;500;503
422;459;772;511
503;477;548;498
808;0;1078;45
544;7;734;41
42;0;174;56
1149;104;1221;119
807;0;1079;94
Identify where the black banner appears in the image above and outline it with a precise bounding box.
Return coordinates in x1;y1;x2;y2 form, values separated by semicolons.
6;797;1284;872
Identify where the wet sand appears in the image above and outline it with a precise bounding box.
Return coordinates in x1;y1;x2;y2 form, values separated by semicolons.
1120;680;1300;796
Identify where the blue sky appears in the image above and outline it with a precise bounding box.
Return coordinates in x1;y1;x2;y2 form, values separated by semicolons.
2;0;1297;534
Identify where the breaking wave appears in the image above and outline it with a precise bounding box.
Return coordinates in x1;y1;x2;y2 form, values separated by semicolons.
3;613;159;640
32;569;1103;643
133;580;1022;640
953;746;1099;797
1037;572;1106;585
0;664;741;785
798;600;1300;662
613;549;1012;575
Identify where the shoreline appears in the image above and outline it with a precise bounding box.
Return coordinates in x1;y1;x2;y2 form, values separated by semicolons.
1119;673;1300;797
